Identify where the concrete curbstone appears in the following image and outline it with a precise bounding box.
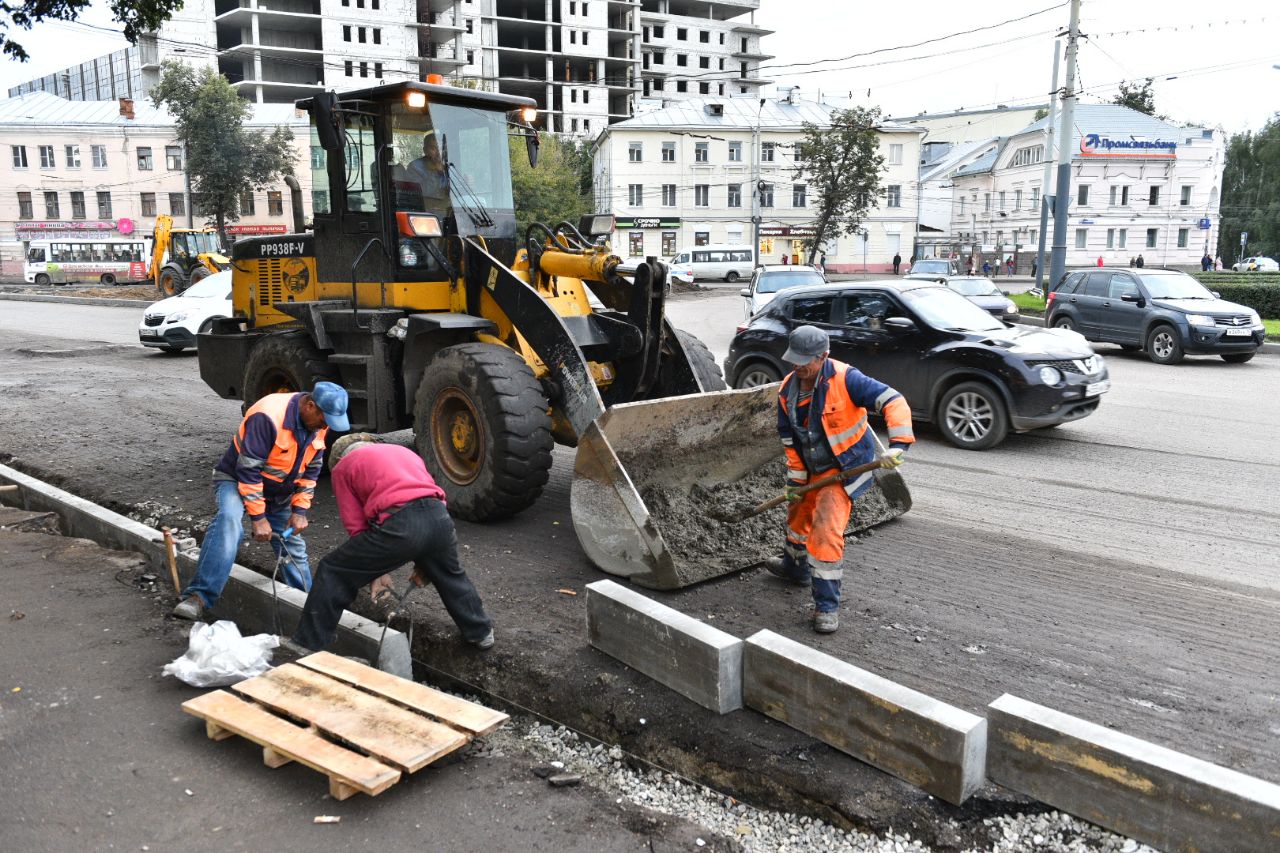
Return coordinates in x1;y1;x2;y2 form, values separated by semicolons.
0;292;153;309
0;463;410;677
743;629;986;805
586;580;743;714
988;693;1280;853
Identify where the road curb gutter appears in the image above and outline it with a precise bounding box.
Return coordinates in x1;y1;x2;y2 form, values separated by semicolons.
0;292;153;309
0;462;410;677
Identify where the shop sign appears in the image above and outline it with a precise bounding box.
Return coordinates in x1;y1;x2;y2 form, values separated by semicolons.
225;224;289;236
615;217;681;229
759;225;819;238
15;220;116;232
1079;133;1176;159
1197;217;1212;230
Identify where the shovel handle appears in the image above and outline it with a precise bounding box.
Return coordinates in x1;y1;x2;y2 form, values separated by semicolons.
161;527;183;596
744;458;886;519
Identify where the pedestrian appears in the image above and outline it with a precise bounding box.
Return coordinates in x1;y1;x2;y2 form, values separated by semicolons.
1129;257;1136;268
1214;256;1222;271
1136;254;1145;268
1201;253;1213;272
892;253;902;275
966;259;975;276
287;434;495;653
1096;255;1104;268
172;382;350;620
818;251;827;277
1007;257;1015;276
1031;259;1038;280
763;326;913;634
982;259;991;277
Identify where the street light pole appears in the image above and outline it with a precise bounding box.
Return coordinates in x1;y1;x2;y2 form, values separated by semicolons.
1048;0;1081;292
1034;39;1061;291
751;97;764;267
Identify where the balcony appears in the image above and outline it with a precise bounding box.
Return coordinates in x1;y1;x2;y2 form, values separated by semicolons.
406;18;464;45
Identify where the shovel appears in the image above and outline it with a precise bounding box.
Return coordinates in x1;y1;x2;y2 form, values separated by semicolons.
714;453;907;523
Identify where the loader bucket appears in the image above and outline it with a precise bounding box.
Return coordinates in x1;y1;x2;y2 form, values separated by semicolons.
570;385;912;590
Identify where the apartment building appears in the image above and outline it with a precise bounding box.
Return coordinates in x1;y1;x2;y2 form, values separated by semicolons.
593;95;924;272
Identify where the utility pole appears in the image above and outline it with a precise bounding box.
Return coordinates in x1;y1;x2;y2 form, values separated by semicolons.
1048;0;1081;292
751;97;764;266
182;141;194;228
1034;39;1061;291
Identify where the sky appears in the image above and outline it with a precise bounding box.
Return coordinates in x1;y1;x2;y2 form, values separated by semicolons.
1;0;1277;133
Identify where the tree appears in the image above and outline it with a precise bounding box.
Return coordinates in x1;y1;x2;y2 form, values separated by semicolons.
792;107;886;265
1;0;183;61
150;61;297;242
1113;79;1156;116
1218;116;1280;262
1033;107;1049;122
508;132;593;240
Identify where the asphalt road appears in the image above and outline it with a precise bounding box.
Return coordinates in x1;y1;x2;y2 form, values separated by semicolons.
1;295;1278;840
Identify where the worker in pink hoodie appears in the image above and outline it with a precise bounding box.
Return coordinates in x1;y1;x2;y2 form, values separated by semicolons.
289;434;494;653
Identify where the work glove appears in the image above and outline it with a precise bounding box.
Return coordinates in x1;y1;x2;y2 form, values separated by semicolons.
784;486;805;503
879;447;907;470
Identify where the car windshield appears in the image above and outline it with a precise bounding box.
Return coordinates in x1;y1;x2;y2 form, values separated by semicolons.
183;271;232;299
947;277;1000;297
1141;272;1214;299
757;271;825;294
901;286;1005;331
913;260;950;274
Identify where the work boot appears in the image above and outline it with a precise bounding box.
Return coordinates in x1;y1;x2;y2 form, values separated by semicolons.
469;629;495;651
171;595;203;621
763;557;809;587
813;610;839;634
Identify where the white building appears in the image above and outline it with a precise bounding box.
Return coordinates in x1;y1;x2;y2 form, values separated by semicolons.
592;95;924;272
0;91;311;278
948;104;1225;272
8;1;773;137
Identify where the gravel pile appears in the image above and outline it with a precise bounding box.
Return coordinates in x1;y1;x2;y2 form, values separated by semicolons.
476;715;1159;852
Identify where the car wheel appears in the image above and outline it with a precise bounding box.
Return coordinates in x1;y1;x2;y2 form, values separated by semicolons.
938;381;1009;450
734;362;781;388
1052;314;1077;333
725;271;740;283
34;273;51;286
1145;324;1184;365
1221;352;1255;364
99;273;116;286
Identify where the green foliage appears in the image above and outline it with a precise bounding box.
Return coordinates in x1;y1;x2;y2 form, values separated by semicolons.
150;61;296;239
1010;292;1047;314
1032;108;1049;122
1;0;183;61
508;132;593;240
1190;273;1280;318
1113;79;1156;116
1218;115;1280;262
793;107;886;264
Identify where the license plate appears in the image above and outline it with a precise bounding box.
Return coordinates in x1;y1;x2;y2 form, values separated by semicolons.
1225;327;1252;337
1085;379;1110;397
140;330;160;338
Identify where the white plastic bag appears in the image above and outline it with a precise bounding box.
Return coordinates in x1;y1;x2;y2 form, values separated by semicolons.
162;620;280;687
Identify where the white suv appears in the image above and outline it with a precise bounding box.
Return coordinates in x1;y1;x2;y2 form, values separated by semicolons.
138;270;233;353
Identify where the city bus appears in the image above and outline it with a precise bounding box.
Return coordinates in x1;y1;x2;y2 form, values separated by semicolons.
24;238;151;285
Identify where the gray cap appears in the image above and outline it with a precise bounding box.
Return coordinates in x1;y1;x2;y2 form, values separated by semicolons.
781;325;830;365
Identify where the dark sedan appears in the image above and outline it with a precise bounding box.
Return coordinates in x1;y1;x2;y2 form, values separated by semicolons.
725;280;1109;449
944;276;1020;322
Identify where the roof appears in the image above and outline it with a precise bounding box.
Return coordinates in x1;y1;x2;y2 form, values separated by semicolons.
297;80;535;112
1015;103;1210;155
896;104;1050;122
0;90;305;128
606;96;924;135
953;147;1000;177
919;137;999;182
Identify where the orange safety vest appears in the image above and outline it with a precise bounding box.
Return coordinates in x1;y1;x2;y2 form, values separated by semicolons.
234;393;326;517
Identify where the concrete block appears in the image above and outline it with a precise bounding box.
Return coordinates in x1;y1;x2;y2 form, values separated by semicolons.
988;693;1280;853
586;580;743;714
743;629;986;805
0;464;410;678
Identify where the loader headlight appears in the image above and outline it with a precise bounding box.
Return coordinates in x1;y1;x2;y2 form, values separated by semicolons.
397;211;442;238
520;105;538;125
406;91;427;109
579;213;614;237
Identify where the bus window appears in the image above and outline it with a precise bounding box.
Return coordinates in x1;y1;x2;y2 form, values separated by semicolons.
27;247;46;263
92;244;107;262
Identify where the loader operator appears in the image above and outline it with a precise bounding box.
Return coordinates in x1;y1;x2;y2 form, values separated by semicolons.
172;382;350;621
286;434;494;654
764;325;914;634
394;131;450;214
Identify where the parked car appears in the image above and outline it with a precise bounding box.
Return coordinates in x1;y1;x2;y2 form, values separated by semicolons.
904;258;959;282
1046;267;1264;364
1231;256;1279;273
944;276;1020;322
725;280;1109;449
740;265;828;319
669;244;755;282
623;257;692;288
138;269;232;353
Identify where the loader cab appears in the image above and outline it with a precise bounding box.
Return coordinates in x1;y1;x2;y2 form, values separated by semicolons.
299;81;537;287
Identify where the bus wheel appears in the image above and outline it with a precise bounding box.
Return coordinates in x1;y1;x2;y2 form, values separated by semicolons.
34;273;51;286
99;273;116;286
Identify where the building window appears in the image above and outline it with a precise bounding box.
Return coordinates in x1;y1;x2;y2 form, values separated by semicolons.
676;81;687;93
694;185;709;206
761;142;774;162
694;231;709;246
571;90;577;103
169;192;185;216
652;79;663;92
240;191;255;216
465;18;473;34
1180;185;1192;206
268;191;283;216
583;91;589;103
44;191;59;218
728;141;742;162
166;146;183;170
887;143;903;165
740;62;748;79
1120;186;1129;206
661;141;675;162
97;191;112;218
727;183;741;207
582;31;588;45
345;60;353;76
570;119;578;132
676;27;687;40
17;191;33;219
1010;145;1043;167
759;182;773;207
1106;228;1115;249
629;142;642;163
885;185;901;208
1031;187;1040;207
676;54;686;66
1074;228;1087;249
960;197;965;214
39;145;55;168
1118;228;1127;248
662;184;676;206
1146;228;1158;248
698;82;709;94
793;184;807;207
694;142;708;163
653;51;664;65
467;49;474;64
359;61;368;78
984;193;991;212
137;147;153;170
699;56;709;69
628;184;643;206
643;26;649;41
70;192;86;219
699;30;709;43
343;24;351;41
141;192;156;217
1076;185;1089;207
1148;186;1160;206
1177;228;1189;248
661;231;676;254
998;191;1006;210
570;31;576;44
1014;189;1022;209
375;62;383;77
12;145;28;168
91;145;107;168
653;25;664;38
63;145;80;168
583;120;590;132
373;28;381;44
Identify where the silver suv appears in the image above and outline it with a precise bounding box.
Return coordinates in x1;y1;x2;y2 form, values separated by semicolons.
905;258;959;282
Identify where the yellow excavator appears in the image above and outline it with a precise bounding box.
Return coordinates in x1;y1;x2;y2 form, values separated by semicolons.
196;79;909;589
150;214;229;296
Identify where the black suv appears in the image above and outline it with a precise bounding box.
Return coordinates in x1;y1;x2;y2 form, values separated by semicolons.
1046;268;1264;364
725;281;1109;450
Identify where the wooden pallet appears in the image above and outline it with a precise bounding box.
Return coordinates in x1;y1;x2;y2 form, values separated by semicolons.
181;652;509;800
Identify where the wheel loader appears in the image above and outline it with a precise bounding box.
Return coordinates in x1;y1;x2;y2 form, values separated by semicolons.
195;79;910;590
150;214;230;296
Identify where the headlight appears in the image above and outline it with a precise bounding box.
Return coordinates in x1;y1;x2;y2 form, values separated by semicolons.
1186;314;1214;326
1249;310;1262;326
1037;366;1062;385
1005;299;1019;314
398;239;421;267
167;312;187;323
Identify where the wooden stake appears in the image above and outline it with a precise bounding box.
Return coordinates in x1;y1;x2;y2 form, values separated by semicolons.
162;527;182;596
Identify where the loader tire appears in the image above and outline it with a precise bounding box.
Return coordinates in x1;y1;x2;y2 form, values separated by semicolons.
241;331;340;409
650;328;727;398
414;343;554;522
158;266;186;297
189;266;211;285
